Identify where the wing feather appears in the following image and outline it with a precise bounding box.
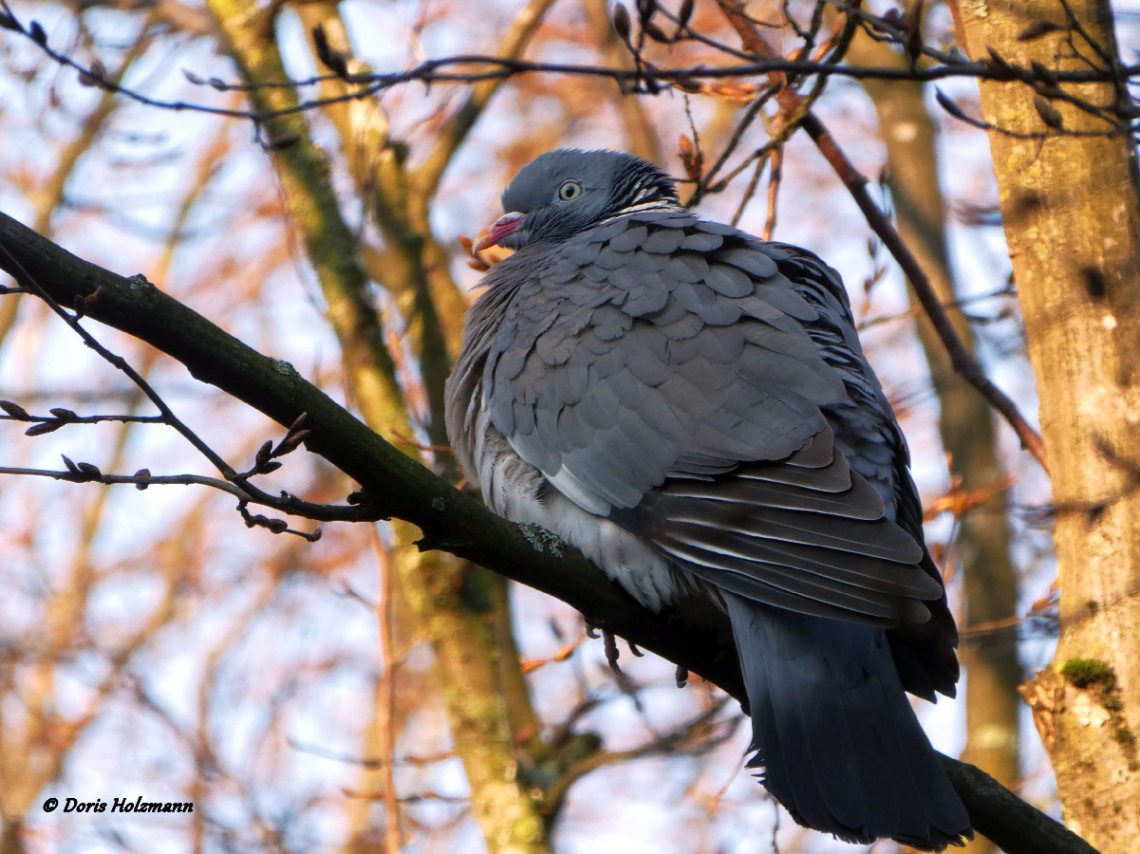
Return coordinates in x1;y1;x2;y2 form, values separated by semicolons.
476;211;945;629
662;535;929;623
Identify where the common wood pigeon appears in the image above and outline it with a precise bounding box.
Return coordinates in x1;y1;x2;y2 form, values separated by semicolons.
445;149;972;850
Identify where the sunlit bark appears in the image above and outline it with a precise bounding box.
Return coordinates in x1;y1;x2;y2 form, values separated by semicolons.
951;1;1140;848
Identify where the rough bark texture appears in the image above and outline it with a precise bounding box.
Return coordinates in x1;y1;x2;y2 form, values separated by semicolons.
850;30;1022;854
952;0;1140;848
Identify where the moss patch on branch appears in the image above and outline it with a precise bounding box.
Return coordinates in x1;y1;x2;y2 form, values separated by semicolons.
1061;658;1137;770
1061;658;1117;691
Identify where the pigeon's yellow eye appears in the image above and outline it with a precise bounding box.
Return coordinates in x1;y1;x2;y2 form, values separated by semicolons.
558;181;583;201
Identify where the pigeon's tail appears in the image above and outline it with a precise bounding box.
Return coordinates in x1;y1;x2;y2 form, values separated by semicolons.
725;593;972;851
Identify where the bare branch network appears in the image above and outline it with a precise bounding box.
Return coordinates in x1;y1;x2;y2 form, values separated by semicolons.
0;0;1122;849
0;243;374;538
0;0;1061;473
1;0;1138;141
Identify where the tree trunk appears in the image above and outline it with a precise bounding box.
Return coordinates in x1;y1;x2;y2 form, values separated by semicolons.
849;29;1022;853
950;1;1140;849
205;4;552;850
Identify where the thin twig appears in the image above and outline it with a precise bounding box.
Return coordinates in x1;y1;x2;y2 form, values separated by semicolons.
762;145;783;240
372;529;405;851
730;150;769;226
0;244;240;477
0;410;164;427
801;113;1048;472
0;465;376;523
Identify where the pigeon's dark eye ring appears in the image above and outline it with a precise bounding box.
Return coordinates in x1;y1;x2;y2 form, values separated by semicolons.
558;181;583;202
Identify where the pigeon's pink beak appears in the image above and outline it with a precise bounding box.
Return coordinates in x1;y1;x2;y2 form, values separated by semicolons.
475;211;525;252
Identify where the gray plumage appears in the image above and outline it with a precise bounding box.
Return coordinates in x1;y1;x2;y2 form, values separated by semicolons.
445;149;972;850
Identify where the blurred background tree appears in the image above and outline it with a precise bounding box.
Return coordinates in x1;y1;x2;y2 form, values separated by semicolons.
0;0;1136;851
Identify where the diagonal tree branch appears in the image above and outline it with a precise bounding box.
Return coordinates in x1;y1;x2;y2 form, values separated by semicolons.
0;210;1097;854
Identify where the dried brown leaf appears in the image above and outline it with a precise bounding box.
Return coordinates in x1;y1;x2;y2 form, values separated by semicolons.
678;135;702;182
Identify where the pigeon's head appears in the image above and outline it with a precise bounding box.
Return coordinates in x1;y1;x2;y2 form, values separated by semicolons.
476;149;680;251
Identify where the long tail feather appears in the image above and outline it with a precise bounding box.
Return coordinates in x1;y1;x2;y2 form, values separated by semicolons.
725;593;972;851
